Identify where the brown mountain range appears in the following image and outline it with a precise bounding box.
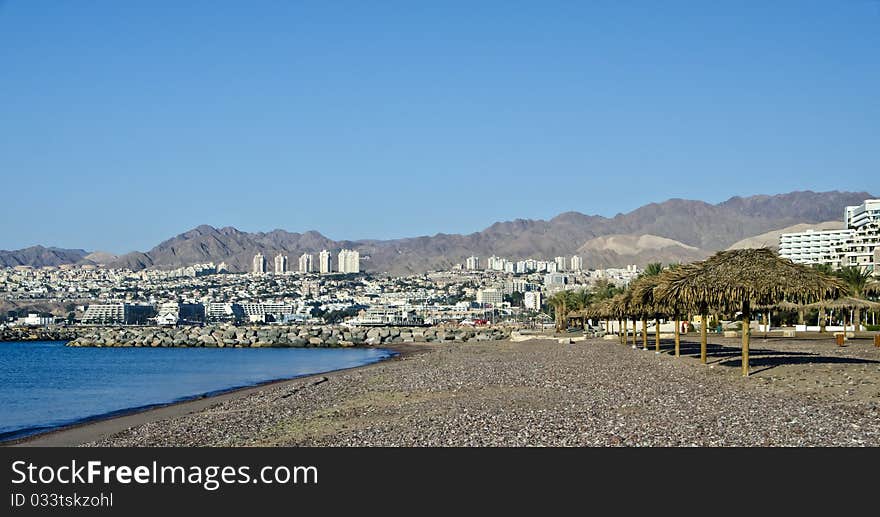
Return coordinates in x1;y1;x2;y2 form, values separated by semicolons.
1;190;872;274
107;190;873;274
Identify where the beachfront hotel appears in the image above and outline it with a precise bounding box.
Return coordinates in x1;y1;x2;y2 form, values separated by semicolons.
780;198;880;275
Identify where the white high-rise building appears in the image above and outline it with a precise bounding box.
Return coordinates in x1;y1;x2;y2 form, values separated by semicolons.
319;250;332;274
554;256;567;272
570;255;583;271
274;253;288;274
252;253;266;274
466;256;480;270
337;249;360;273
298;253;314;273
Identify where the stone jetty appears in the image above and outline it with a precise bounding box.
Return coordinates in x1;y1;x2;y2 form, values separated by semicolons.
65;325;513;348
0;326;80;342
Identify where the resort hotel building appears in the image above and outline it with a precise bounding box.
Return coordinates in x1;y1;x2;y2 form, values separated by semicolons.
779;199;880;276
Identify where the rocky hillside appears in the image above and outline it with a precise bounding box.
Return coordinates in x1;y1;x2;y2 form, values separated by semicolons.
3;190;873;274
0;246;89;268
109;190;871;274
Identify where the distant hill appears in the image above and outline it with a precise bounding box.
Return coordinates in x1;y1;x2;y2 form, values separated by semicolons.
3;190;874;274
83;251;118;265
577;234;710;267
107;190;872;274
0;246;89;268
726;221;845;251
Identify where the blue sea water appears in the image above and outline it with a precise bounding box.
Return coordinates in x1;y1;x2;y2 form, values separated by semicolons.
0;341;393;441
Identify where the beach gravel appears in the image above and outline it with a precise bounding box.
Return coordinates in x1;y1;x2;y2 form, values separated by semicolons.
83;337;880;447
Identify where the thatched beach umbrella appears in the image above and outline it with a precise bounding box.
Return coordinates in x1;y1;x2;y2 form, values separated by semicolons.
636;268;697;358
753;300;803;338
652;263;712;362
606;294;632;345
588;298;621;338
805;297;880;329
655;249;845;376
629;274;673;354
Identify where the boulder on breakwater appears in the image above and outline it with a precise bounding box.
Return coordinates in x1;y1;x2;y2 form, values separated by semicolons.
0;326;80;342
65;325;513;348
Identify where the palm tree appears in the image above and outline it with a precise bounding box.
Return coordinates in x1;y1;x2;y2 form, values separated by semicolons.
836;266;872;330
547;291;573;333
644;262;663;277
591;279;620;301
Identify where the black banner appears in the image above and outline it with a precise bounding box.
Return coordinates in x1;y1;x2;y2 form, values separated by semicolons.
1;447;875;514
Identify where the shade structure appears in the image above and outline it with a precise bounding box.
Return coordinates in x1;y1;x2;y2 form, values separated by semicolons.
752;300;804;311
654;248;845;376
631;269;700;358
804;297;880;311
628;273;672;353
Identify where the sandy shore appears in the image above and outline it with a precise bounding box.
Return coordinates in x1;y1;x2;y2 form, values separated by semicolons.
11;335;880;447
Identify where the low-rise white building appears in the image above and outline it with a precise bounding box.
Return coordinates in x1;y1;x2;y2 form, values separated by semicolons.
476;288;503;306
524;291;543;311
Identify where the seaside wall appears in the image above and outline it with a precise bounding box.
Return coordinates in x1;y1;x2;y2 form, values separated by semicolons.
65;325;513;348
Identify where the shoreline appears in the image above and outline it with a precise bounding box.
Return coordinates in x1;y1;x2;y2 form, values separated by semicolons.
4;343;422;447
8;335;880;446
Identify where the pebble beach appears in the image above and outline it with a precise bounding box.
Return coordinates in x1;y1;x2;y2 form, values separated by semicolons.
28;334;876;447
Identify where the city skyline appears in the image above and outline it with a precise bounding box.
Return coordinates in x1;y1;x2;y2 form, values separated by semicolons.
1;2;878;252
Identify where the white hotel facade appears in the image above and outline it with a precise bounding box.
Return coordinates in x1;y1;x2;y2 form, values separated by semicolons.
779;199;880;276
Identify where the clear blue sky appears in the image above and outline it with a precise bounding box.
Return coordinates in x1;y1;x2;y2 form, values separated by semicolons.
1;1;878;253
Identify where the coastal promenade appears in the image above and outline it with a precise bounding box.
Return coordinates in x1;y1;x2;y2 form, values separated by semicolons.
21;335;880;447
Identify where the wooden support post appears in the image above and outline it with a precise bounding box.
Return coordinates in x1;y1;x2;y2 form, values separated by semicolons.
642;316;648;350
674;316;681;357
622;318;628;346
742;301;751;377
655;317;661;353
700;313;708;364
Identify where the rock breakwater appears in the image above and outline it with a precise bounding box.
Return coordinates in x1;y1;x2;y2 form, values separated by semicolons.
66;325;513;348
1;326;80;342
